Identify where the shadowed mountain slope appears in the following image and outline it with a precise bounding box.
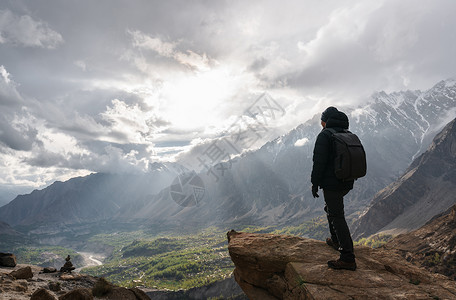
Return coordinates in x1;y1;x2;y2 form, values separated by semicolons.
383;204;456;280
353;117;456;239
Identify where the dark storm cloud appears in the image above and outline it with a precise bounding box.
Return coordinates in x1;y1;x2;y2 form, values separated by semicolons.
0;117;38;151
0;65;41;151
272;1;456;99
24;149;66;167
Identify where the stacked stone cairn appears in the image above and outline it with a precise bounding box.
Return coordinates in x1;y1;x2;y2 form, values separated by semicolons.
59;255;75;273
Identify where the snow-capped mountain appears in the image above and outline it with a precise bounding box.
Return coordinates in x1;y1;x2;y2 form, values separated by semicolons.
1;79;455;230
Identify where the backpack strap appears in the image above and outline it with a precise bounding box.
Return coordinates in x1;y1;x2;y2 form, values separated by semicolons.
325;128;336;135
325;128;349;134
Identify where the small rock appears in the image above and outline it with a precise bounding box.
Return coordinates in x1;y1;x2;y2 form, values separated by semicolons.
49;281;61;292
14;283;27;292
43;267;57;273
3;277;13;284
59;288;93;300
12;280;28;292
9;266;33;279
2;285;12;292
31;288;57;300
0;252;17;267
60;274;81;281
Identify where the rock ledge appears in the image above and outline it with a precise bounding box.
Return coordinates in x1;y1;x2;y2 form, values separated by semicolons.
227;230;456;299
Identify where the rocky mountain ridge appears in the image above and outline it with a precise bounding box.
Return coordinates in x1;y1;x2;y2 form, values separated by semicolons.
227;230;456;299
353;117;456;239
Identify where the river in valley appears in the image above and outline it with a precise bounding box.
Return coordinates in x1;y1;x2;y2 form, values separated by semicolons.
74;252;105;272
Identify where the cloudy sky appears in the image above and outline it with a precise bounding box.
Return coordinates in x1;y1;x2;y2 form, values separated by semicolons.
0;0;455;198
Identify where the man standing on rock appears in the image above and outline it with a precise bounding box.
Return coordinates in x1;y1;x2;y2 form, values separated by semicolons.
311;106;357;271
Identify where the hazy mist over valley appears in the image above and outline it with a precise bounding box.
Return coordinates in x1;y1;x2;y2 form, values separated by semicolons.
1;0;456;297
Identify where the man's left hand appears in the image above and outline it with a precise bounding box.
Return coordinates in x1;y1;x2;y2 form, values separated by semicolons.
312;185;319;198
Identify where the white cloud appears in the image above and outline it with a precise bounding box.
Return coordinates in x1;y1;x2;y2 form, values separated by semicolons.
0;9;63;49
129;30;176;57
294;138;309;147
0;150;91;189
74;60;86;71
0;65;39;151
0;65;11;84
0;65;22;105
174;50;212;72
100;99;166;144
127;30;214;71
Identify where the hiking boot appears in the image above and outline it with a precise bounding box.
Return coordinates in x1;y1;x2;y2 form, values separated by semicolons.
327;259;357;271
326;237;340;251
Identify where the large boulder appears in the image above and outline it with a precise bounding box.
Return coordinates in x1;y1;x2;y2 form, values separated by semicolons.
43;267;57;273
129;287;150;300
31;288;57;300
227;230;456;299
0;252;17;267
49;281;61;292
102;287;151;300
9;266;33;279
59;288;93;300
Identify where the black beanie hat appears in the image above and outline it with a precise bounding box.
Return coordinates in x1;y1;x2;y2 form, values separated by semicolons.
321;106;338;122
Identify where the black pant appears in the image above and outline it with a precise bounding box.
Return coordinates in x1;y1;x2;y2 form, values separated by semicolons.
323;189;355;262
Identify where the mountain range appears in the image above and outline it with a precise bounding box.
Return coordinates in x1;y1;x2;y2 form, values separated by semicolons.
1;79;456;237
353;117;456;239
0;163;178;229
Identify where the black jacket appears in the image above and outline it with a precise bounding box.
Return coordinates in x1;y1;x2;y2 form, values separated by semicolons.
311;112;354;191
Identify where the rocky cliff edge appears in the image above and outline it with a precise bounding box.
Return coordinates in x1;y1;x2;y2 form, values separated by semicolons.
227;230;456;299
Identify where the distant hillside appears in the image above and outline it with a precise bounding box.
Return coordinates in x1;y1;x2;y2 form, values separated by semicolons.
353;117;456;239
383;204;456;280
0;164;178;228
0;221;20;235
